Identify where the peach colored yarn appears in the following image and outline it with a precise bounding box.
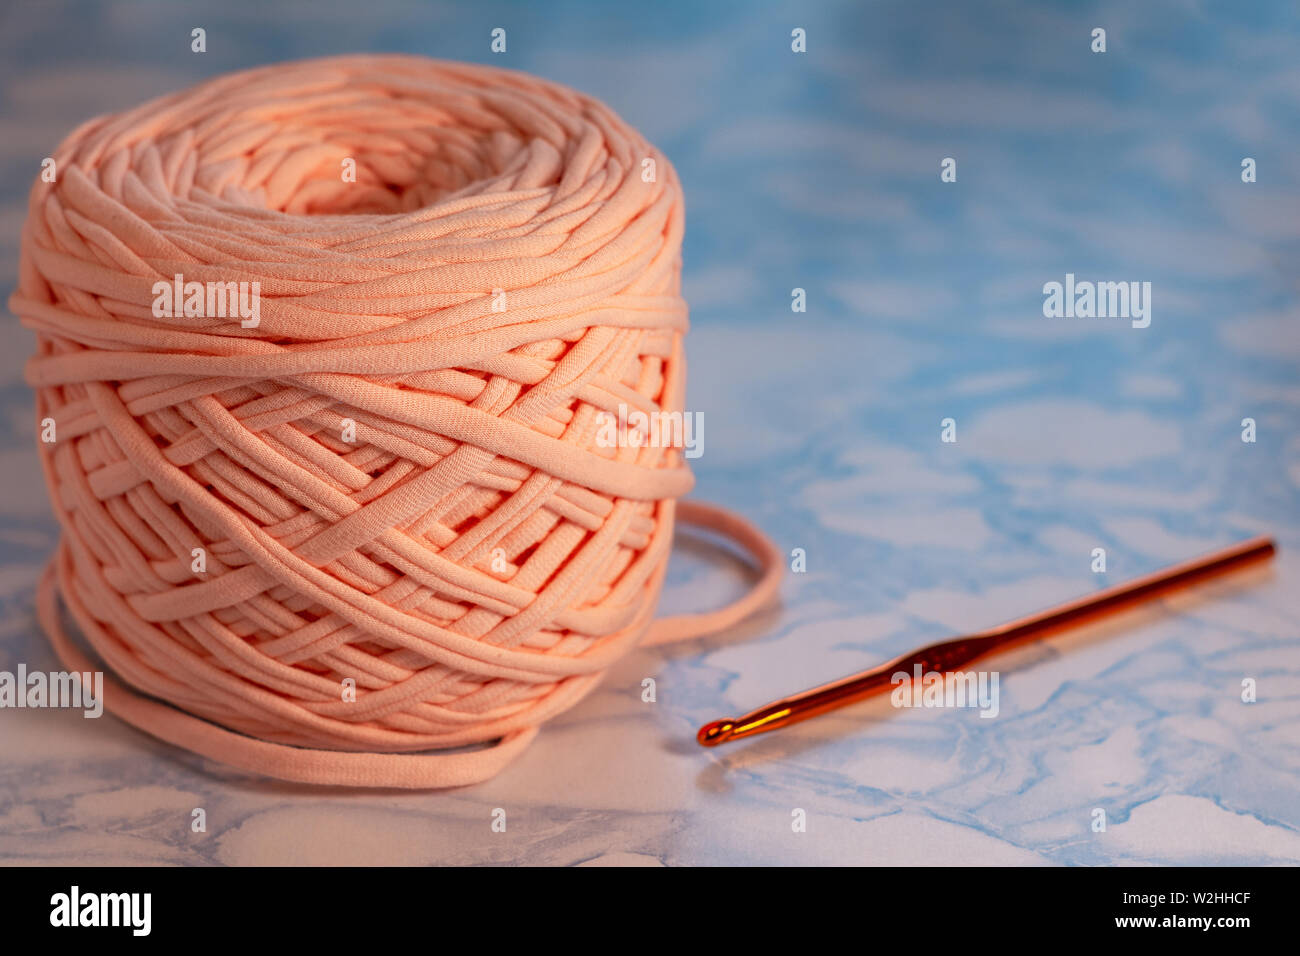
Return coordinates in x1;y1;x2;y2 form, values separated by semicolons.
11;54;780;789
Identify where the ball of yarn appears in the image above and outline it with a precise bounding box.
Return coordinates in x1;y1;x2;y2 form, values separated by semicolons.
13;55;779;788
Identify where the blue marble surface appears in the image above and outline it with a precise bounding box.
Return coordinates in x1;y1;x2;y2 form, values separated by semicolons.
0;0;1297;865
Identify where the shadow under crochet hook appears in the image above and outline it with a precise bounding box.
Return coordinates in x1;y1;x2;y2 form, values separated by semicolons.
698;535;1277;748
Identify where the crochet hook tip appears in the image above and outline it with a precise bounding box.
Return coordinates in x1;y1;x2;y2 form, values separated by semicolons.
697;720;735;747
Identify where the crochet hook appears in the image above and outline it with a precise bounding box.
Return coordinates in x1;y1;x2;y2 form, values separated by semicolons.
697;535;1276;747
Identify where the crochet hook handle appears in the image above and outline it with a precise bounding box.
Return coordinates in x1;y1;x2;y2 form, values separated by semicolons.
697;535;1276;747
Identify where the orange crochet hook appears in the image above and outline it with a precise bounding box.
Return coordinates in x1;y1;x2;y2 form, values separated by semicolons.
698;535;1276;747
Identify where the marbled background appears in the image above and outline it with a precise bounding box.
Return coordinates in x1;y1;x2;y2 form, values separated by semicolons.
0;0;1297;866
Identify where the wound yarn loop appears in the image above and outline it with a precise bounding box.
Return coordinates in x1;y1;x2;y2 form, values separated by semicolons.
12;55;780;788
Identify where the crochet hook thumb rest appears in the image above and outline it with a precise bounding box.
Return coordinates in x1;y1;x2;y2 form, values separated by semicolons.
697;535;1276;748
